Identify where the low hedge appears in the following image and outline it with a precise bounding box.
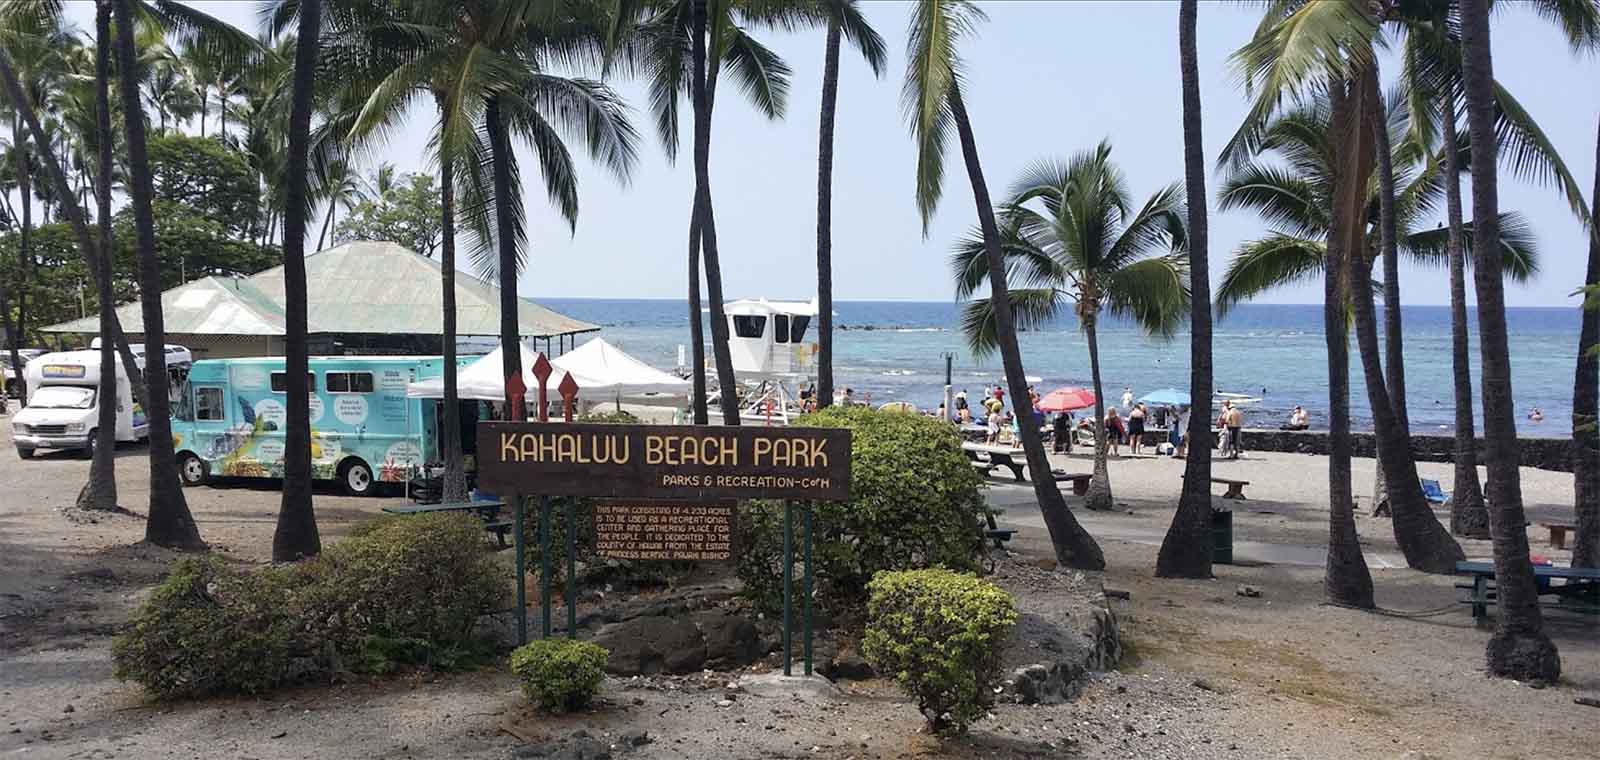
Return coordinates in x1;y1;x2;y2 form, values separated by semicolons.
860;568;1017;734
113;512;503;698
510;639;609;713
737;406;986;616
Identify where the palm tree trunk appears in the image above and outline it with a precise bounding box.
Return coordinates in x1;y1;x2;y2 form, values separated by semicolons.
1352;69;1463;574
947;86;1103;570
198;90;206;138
1441;97;1489;539
1082;306;1115;512
1461;0;1559;682
438;153;467;504
691;0;739;426
1369;77;1409;517
688;206;708;424
1569;113;1600;569
1157;0;1213;579
486;95;525;422
272;0;322;563
1323;77;1375;609
83;0;119;512
317;203;334;251
814;21;842;409
114;0;204;551
14;117;32;391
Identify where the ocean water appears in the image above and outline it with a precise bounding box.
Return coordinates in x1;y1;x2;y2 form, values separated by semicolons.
538;299;1583;438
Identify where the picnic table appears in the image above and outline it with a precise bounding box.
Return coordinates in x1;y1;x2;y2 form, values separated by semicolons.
1454;560;1600;623
1187;476;1250;499
1053;470;1093;496
1538;521;1578;550
383;499;512;547
963;442;1027;482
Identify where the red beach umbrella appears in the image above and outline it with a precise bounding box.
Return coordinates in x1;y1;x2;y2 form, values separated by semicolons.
1036;386;1097;413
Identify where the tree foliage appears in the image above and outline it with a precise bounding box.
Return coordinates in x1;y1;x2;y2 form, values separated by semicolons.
333;171;444;258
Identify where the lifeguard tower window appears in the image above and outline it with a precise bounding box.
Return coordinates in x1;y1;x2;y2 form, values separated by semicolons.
326;371;375;394
270;372;317;393
773;315;790;344
788;315;810;342
195;387;225;421
734;315;767;339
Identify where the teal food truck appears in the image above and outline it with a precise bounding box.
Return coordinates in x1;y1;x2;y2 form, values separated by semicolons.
171;356;456;495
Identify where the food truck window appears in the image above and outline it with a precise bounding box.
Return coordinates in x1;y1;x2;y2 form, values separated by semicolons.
733;315;766;339
789;315;811;342
773;315;791;344
195;387;225;421
326;371;375;394
173;380;194;421
270;372;316;393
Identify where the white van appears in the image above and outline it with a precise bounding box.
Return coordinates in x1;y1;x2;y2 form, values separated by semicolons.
11;349;160;459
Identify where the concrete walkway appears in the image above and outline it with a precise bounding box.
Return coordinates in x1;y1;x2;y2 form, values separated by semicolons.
985;481;1411;570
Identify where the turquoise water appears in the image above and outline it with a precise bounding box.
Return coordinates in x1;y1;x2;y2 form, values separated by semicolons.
538;299;1583;438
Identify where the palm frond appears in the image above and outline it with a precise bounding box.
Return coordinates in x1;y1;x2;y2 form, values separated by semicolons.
1216;161;1327;237
959;289;1062;359
718;23;790;119
1491;80;1591;225
1102;182;1187;273
506;74;640;185
1521;0;1600;51
1399;211;1539;282
1222;0;1379;170
832;0;887;76
1214;234;1326;317
902;0;986;231
948;217;1066;301
509;107;579;231
1101;255;1191;339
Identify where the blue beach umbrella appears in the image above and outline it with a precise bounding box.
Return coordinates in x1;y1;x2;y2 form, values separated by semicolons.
1139;388;1190;407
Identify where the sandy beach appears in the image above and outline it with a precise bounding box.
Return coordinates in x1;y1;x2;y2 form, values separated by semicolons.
1;418;1596;759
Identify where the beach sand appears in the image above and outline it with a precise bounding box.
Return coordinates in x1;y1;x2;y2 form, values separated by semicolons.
1;419;1595;759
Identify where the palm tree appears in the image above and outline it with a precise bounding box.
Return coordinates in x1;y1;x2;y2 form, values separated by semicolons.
84;0;119;511
1156;0;1213;579
113;0;203;550
1211;90;1553;572
953;141;1189;515
812;0;883;409
268;0;323;563
1461;0;1561;683
314;157;358;250
616;0;795;424
908;0;1102;569
1320;74;1375;609
1577;120;1600;569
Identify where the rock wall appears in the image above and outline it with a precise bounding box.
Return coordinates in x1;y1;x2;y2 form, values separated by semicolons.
1233;429;1575;473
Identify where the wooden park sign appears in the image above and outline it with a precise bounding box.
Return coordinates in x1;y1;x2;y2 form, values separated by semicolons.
477;422;851;501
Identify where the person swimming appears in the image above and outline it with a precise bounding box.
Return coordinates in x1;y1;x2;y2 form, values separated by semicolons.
1528;407;1544;422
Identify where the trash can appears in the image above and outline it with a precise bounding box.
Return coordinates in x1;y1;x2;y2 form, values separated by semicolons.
1211;509;1233;565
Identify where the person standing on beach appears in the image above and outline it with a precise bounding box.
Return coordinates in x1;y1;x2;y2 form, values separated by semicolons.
1121;387;1134;409
1226;402;1245;459
1128;403;1147;455
1104;407;1124;457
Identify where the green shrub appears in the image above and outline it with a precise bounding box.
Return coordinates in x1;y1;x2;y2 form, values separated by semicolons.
114;512;505;698
577;409;640;424
860;569;1017;734
112;556;294;699
509;639;609;713
737;406;986;615
323;512;504;669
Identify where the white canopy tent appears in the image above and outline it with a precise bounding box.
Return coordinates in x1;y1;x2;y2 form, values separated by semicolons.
406;338;688;402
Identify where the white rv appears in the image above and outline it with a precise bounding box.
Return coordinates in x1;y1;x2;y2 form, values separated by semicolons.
10;347;189;459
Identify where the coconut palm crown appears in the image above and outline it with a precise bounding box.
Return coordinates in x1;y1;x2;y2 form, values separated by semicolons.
1214;90;1538;315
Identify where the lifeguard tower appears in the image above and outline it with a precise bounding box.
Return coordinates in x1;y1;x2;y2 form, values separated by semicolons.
723;298;818;424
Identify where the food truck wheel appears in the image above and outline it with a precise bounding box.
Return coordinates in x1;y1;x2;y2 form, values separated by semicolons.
178;453;208;486
340;459;375;496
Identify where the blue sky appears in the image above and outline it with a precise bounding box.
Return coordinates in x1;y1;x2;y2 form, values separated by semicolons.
60;1;1600;307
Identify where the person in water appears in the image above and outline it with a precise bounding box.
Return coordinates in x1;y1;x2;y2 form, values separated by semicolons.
1529;407;1544;422
1282;406;1309;430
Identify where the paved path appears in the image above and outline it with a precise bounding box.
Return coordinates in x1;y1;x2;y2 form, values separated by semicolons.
984;481;1411;570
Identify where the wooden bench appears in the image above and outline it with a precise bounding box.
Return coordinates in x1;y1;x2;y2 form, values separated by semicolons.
1539;521;1578;550
383;500;511;547
962;442;1027;482
1455;561;1600;623
1211;477;1250;500
1053;470;1093;496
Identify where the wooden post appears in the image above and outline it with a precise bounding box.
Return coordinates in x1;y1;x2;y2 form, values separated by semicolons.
559;373;580;638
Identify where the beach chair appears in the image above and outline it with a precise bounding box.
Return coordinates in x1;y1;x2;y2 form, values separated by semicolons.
1421;478;1448;505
